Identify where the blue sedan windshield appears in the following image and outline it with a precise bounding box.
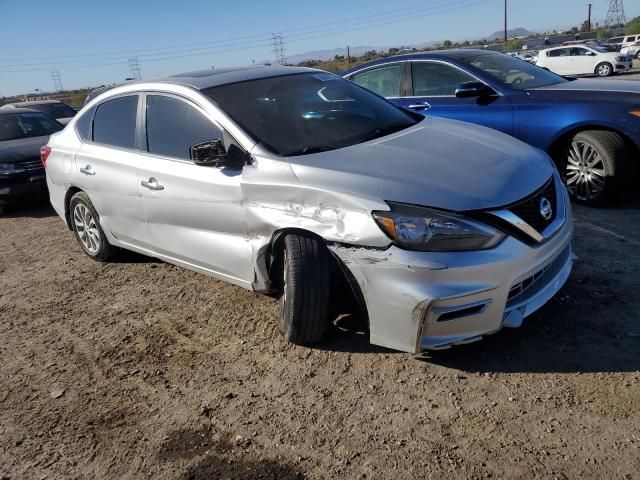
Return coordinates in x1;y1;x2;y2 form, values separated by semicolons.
463;53;568;90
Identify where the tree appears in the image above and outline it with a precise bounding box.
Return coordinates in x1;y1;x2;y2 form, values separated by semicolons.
626;16;640;35
504;38;523;51
443;40;453;49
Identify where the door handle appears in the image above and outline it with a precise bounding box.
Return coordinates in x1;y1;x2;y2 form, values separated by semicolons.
408;102;431;110
79;165;95;175
141;177;164;191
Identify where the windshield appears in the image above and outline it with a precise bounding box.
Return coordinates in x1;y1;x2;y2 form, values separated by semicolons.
589;46;609;53
27;103;77;119
0;112;63;141
463;53;568;90
204;72;419;156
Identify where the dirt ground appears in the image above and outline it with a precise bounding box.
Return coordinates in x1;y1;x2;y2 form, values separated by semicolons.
1;192;639;480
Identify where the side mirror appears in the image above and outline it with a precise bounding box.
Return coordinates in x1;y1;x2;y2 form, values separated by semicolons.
190;139;227;166
190;139;248;169
454;81;496;99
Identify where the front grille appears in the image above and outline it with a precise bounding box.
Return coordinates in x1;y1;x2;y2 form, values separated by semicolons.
509;179;556;234
17;158;43;173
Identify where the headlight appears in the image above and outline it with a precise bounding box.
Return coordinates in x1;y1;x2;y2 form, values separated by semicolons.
0;162;26;174
372;203;505;252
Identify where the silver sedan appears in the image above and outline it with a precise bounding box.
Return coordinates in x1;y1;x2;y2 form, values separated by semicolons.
43;66;573;353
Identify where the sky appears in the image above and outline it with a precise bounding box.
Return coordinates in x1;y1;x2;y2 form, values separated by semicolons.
1;0;639;96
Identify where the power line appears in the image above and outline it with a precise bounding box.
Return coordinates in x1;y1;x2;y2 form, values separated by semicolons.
0;0;490;74
605;0;626;29
0;0;488;70
0;0;474;64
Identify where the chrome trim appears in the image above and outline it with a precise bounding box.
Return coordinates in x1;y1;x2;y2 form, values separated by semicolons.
489;209;544;243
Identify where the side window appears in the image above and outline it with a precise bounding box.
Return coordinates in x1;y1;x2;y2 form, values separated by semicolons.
411;62;475;96
350;64;402;97
146;95;222;160
570;48;588;56
92;96;138;149
75;106;96;141
547;48;569;57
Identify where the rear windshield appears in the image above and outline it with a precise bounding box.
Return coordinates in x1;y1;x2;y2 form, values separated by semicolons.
0;112;63;141
204;72;419;156
27;103;77;119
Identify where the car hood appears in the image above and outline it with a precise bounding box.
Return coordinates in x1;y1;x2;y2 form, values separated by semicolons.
0;135;49;163
287;117;554;212
533;78;640;94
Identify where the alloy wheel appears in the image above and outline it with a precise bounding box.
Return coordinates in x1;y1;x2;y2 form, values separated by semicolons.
73;203;101;254
565;141;606;202
597;64;611;76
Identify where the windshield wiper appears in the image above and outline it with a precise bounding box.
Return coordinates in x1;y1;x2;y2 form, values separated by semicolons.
285;145;336;156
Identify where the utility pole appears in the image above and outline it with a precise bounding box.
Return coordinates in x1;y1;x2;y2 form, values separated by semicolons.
128;57;142;81
50;70;63;92
605;0;627;30
347;46;351;68
504;0;508;44
271;33;286;65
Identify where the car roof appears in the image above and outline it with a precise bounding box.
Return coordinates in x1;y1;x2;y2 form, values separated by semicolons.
154;65;320;90
0;107;43;115
342;49;503;74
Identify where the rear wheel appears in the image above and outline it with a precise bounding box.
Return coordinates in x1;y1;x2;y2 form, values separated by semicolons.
558;130;628;205
595;62;613;77
69;191;116;261
277;232;330;345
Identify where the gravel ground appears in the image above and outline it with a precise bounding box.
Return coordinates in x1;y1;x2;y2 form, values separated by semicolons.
1;194;639;479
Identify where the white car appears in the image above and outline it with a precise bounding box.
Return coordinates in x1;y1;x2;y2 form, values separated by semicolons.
621;41;640;60
536;45;633;77
608;35;640;48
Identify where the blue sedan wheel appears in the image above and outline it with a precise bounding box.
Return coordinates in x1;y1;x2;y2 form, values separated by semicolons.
563;131;626;205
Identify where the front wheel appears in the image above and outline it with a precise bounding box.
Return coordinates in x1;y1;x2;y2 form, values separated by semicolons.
595;62;613;77
277;233;330;345
558;130;628;206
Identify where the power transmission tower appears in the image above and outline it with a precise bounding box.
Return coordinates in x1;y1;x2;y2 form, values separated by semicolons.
604;0;626;29
50;70;63;91
271;33;286;65
128;57;142;81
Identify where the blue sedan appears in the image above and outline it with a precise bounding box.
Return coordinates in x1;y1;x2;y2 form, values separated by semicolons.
342;49;640;205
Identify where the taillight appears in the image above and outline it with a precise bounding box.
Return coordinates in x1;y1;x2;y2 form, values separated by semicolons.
40;146;52;167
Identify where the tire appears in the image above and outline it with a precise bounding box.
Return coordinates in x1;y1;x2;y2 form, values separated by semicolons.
595;62;613;77
277;232;330;345
636;51;640;61
557;130;629;206
69;191;116;261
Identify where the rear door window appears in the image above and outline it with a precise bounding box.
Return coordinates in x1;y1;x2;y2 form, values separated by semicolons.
350;64;402;97
145;94;222;160
411;62;475;96
92;95;138;149
75;106;96;141
547;48;569;57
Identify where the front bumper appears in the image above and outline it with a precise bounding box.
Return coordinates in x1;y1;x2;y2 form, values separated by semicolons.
0;172;48;207
330;182;574;354
615;61;633;71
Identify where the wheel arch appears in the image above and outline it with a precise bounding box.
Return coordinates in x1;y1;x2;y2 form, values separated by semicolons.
546;124;640;163
262;227;370;326
63;186;83;230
